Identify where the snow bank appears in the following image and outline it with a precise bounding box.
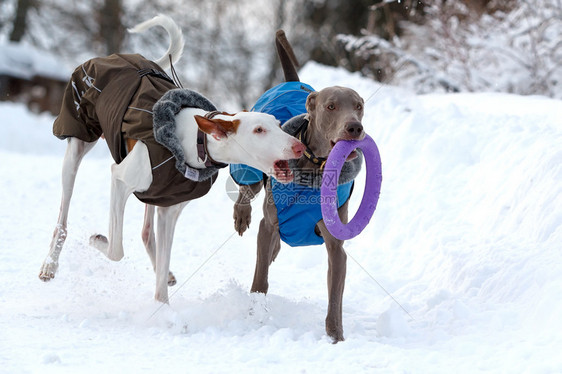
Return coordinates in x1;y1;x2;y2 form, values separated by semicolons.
0;62;561;373
0;42;71;80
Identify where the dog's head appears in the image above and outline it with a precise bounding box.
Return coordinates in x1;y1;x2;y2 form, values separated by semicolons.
305;86;365;159
195;112;305;183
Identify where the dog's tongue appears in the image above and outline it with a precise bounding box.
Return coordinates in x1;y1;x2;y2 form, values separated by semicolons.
346;150;358;160
273;160;294;183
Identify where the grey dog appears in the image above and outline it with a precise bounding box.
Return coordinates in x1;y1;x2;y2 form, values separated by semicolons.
232;30;365;342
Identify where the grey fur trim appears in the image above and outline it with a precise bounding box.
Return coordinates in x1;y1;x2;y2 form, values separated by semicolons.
283;114;363;189
152;88;220;181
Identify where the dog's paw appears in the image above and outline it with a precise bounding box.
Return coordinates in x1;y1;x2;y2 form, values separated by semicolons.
327;329;345;344
38;261;58;282
89;234;108;248
89;234;124;261
233;203;252;236
326;321;345;343
168;271;177;286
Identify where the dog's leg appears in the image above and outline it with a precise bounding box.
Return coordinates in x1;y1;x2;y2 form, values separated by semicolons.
142;204;177;286
142;204;157;265
251;188;280;294
317;200;350;343
251;218;280;293
90;141;152;261
39;137;97;281
154;202;188;303
233;182;263;236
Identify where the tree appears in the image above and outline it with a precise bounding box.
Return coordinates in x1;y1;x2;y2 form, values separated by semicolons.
97;0;124;55
300;0;372;66
334;0;562;99
3;0;125;56
9;0;35;42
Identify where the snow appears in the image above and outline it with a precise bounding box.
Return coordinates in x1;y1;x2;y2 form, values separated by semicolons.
1;62;561;373
0;42;71;81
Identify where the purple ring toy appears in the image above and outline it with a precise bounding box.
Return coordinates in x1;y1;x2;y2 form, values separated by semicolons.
321;134;382;240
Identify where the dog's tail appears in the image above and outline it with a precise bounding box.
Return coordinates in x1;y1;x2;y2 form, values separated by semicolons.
276;30;300;82
128;14;184;70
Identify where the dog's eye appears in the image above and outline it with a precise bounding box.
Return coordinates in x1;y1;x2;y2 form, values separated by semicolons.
356;103;363;111
254;127;265;134
327;104;335;111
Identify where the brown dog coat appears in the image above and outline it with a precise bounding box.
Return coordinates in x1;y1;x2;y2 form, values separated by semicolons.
53;53;217;207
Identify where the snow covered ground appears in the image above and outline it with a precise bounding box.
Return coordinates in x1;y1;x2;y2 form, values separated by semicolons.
1;62;561;373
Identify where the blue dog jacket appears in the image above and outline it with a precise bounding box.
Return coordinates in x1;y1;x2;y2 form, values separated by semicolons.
271;178;353;246
230;82;354;247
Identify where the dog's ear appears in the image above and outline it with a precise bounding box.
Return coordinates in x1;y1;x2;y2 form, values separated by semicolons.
194;115;240;141
305;92;318;114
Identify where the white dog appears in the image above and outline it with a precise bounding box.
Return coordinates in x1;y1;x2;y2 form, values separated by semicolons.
39;15;304;303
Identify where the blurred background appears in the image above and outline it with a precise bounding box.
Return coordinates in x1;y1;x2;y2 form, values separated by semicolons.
0;0;560;113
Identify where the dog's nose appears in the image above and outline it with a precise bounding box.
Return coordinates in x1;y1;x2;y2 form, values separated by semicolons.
346;122;364;138
292;141;305;158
